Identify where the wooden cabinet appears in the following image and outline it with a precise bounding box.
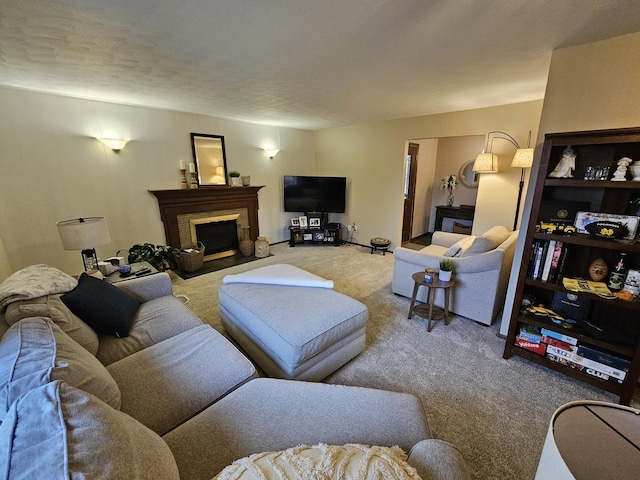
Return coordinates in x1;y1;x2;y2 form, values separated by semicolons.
503;127;640;405
434;205;475;231
289;225;341;247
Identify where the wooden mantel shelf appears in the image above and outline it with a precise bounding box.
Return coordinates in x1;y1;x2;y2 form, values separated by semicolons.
149;186;264;247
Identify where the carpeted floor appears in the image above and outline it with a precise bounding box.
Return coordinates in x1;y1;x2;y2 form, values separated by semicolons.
168;242;640;480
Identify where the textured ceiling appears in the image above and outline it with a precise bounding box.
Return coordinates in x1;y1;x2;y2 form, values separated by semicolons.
1;1;640;130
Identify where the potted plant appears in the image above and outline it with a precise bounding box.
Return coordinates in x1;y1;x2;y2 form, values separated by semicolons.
229;170;241;186
439;258;455;282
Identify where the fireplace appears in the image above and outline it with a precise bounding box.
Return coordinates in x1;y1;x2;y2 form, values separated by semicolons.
149;187;264;254
190;214;241;261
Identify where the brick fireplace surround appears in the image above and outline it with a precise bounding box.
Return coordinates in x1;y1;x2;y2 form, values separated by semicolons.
149;187;264;248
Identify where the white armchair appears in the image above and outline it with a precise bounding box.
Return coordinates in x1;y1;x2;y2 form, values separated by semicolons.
391;228;518;325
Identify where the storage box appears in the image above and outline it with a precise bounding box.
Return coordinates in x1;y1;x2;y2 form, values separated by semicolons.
576;345;631;372
515;337;546;355
541;328;578;346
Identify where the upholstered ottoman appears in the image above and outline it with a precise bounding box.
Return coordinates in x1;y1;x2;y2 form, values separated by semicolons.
219;265;368;381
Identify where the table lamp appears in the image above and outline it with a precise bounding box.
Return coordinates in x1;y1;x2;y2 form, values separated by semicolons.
56;217;111;272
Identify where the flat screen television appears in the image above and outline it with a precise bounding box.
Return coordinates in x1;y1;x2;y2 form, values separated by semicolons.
283;175;346;213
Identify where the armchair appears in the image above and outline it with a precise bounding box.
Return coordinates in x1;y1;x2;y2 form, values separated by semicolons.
392;228;518;325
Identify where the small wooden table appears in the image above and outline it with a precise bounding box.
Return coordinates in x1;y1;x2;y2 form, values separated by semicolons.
408;271;455;331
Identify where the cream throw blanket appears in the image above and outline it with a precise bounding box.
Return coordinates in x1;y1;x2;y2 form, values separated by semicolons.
222;264;334;289
214;443;422;480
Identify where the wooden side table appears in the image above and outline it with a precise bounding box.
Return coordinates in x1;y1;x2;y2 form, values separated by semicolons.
408;271;455;331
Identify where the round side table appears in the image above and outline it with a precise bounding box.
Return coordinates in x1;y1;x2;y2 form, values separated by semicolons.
408;271;455;332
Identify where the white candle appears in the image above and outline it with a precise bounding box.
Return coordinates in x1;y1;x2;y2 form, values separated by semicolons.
179;159;186;170
188;163;195;173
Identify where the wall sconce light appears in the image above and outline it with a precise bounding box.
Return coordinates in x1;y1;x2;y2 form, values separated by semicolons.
56;217;111;272
97;138;129;152
265;148;280;159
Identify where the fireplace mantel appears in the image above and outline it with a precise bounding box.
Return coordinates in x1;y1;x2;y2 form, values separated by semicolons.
149;186;264;247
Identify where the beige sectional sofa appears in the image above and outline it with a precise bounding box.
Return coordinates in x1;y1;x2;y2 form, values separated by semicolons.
0;265;470;479
392;226;518;325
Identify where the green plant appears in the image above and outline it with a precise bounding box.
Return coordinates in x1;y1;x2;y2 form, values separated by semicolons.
128;243;177;271
229;170;241;177
439;258;455;272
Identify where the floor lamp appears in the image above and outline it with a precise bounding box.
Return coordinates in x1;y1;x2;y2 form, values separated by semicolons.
511;149;534;230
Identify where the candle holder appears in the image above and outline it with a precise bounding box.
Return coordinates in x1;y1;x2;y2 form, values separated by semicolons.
190;172;198;189
180;168;188;189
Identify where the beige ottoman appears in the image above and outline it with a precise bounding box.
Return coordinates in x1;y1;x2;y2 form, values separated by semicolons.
219;265;368;381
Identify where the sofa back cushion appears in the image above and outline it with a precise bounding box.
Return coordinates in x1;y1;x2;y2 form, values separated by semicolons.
460;225;511;257
4;294;99;355
0;317;120;421
443;235;476;257
0;381;180;480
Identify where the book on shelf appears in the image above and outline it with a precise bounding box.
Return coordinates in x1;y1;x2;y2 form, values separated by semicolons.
540;240;556;282
555;244;570;283
530;241;545;280
547;241;563;283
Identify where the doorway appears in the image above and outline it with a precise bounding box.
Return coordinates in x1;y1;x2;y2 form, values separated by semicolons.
401;143;419;244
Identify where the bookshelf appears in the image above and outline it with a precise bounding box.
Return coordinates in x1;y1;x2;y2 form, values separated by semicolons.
503;127;640;405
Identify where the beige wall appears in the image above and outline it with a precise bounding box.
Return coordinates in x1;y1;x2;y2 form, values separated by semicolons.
430;136;483;232
0;237;11;282
0;87;315;275
500;31;640;334
315;101;543;249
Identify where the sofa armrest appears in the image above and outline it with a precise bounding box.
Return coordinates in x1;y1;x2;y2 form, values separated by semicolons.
431;231;470;248
114;272;173;302
407;439;471;480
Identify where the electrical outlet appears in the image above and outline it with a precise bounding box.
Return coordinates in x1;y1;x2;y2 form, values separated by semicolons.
347;224;352;232
352;223;358;232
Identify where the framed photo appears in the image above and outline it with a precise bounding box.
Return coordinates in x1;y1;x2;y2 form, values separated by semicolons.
190;133;228;186
299;216;308;228
291;217;300;227
309;218;321;227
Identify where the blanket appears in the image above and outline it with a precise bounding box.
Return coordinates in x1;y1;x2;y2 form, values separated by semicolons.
222;264;334;289
0;265;78;312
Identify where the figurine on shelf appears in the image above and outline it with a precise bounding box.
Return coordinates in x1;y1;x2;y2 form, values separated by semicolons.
548;146;576;178
611;156;632;181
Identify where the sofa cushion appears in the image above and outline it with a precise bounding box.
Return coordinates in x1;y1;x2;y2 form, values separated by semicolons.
460;225;510;257
215;443;421;479
0;380;180;480
61;273;140;338
0;317;120;421
443;235;476;257
0;264;77;311
4;294;99;354
96;295;203;366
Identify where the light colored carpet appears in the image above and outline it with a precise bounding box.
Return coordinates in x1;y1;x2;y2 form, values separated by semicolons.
169;242;639;480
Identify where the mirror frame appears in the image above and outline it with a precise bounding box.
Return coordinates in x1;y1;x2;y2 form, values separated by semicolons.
190;133;229;186
459;159;479;188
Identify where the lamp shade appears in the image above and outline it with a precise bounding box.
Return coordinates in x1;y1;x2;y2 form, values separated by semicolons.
473;153;498;173
265;148;280;159
511;148;534;168
56;217;111;251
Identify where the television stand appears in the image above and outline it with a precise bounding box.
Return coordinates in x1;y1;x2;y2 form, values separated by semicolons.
289;225;341;247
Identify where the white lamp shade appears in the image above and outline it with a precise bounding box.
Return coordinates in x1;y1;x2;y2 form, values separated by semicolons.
473;153;498;173
97;138;128;151
57;217;111;250
511;148;534;168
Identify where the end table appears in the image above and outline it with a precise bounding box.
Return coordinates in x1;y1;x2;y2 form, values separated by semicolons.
408;271;455;331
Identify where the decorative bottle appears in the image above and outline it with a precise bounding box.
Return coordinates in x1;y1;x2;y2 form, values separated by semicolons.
607;253;627;291
254;237;270;258
239;226;254;257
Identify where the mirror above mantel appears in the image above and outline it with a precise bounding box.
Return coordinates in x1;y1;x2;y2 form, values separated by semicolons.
190;133;229;186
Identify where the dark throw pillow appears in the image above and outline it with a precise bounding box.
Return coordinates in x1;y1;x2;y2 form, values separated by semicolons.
61;274;140;338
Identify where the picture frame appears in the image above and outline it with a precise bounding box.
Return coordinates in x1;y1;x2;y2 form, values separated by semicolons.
309;217;321;227
190;133;228;186
291;217;300;227
299;216;308;228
